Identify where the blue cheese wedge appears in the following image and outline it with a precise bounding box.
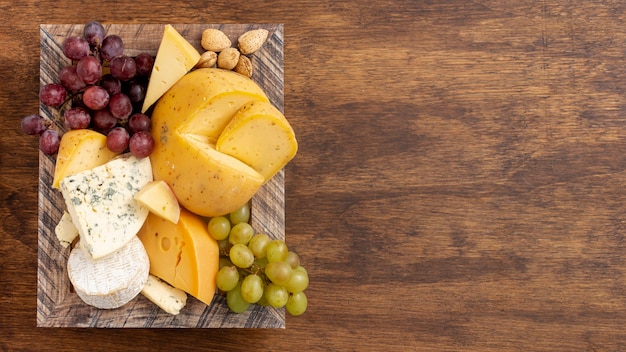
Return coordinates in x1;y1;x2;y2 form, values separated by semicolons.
54;211;79;248
59;153;153;259
141;274;187;315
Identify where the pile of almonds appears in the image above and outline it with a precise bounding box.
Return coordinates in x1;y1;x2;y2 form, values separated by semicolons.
197;28;269;78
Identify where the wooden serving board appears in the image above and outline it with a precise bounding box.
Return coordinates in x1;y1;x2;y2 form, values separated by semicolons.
36;24;286;328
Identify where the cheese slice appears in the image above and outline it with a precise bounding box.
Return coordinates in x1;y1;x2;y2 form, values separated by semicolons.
52;129;120;189
54;211;78;248
134;180;180;224
60;153;153;259
141;24;200;113
68;236;150;309
137;208;219;306
216;100;298;182
141;274;187;315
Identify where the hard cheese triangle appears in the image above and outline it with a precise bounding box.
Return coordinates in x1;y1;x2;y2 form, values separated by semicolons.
60;153;153;259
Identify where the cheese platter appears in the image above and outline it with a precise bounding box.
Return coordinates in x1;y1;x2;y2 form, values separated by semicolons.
36;23;291;328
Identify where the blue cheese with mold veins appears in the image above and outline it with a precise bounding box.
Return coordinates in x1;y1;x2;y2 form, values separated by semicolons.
60;153;153;259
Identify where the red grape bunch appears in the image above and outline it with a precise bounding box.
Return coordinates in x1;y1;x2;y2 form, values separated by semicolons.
21;21;156;158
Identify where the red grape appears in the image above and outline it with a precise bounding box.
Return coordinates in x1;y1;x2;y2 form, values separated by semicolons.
62;36;90;61
134;53;154;76
129;131;154;158
126;80;146;103
59;65;86;92
76;56;102;85
21;114;47;135
109;93;132;120
64;107;91;129
39;83;67;107
106;126;130;153
128;113;151;133
100;74;122;96
83;21;105;48
110;55;136;81
101;35;123;61
40;129;60;155
82;85;109;110
92;108;117;132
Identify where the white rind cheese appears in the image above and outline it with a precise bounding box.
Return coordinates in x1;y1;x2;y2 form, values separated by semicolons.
54;211;78;248
141;274;187;315
59;153;153;259
68;236;150;309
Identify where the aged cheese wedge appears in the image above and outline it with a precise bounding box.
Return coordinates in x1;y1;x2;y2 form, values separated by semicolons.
59;153;153;259
137;208;219;306
67;236;150;309
54;211;78;248
52;129;120;189
217;100;298;182
134;180;180;224
141;274;187;315
150;68;269;217
141;24;201;113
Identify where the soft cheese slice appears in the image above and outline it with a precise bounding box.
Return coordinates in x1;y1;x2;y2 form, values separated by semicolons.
54;211;79;248
60;153;153;259
216;100;298;182
137;209;219;306
141;24;201;113
52;129;120;189
141;274;187;315
68;236;150;309
134;180;180;224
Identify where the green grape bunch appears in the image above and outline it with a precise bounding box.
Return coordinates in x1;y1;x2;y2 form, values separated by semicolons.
208;203;309;316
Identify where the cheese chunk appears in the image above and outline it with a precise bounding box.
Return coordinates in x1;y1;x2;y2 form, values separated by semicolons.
141;24;200;113
52;129;120;189
141;274;187;315
217;100;298;182
60;153;153;259
134;180;180;224
68;236;150;309
54;211;78;248
137;209;219;306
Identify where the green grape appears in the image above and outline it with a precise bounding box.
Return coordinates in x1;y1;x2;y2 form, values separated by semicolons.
227;283;250;313
248;233;270;258
293;265;308;276
253;256;269;270
229;203;250;224
266;239;288;263
217;238;231;254
229;244;255;268
229;222;254;245
256;294;269;306
219;257;233;269
265;261;292;286
285;251;300;269
208;216;231;240
264;283;289;308
286;292;308;316
284;267;309;293
240;274;264;303
216;266;239;292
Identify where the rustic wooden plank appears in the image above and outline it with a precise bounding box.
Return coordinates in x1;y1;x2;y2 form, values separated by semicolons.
36;23;286;328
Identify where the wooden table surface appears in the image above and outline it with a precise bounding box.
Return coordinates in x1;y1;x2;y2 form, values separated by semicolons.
2;1;626;350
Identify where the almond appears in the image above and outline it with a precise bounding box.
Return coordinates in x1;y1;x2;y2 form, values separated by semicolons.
195;51;218;68
217;47;240;70
201;29;231;52
237;29;269;55
233;55;253;78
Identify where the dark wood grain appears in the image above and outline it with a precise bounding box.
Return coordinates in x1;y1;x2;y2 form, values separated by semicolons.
3;0;626;350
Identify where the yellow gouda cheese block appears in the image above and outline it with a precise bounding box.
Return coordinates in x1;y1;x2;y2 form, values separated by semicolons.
141;24;201;113
52;129;120;189
137;208;219;306
216;101;298;182
150;68;269;217
134;180;181;224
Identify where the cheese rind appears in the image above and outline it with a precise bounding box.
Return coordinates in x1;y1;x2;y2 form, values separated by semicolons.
137;208;219;306
68;236;150;309
54;211;78;248
216;100;298;182
60;153;153;259
52;129;120;189
141;24;201;113
134;180;181;224
141;274;187;315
